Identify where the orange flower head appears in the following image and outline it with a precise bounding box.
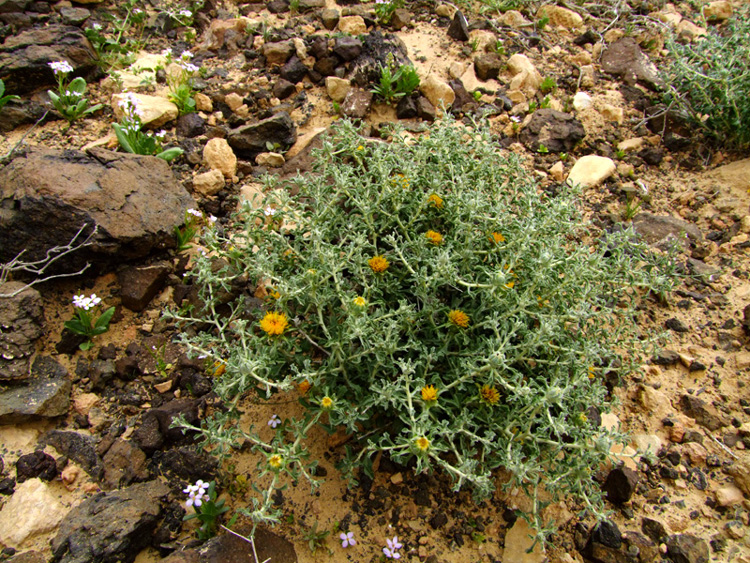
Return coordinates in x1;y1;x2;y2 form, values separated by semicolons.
490;232;505;244
298;380;312;394
421;385;438;403
368;255;389;273
260;311;288;336
415;436;430;451
321;396;333;409
425;230;443;245
428;194;443;209
480;384;500;405
448;309;470;328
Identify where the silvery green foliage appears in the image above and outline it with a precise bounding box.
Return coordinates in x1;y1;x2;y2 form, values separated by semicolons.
167;116;678;541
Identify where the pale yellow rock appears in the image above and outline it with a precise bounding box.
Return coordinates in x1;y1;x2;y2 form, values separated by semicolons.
499;9;529;28
549;161;565;182
507;90;526;104
287;126;327;160
420;75;455;110
193;169;225;196
112;93;178;128
468;30;497;53
338;15;367;35
716;484;745;507
704;0;732;21
600;103;624;124
739;421;750;436
603;29;625;43
618;137;644;152
238;183;265;210
579;64;595;88
195;92;213;112
435;4;456;18
0;479;69;548
538;5;583;29
203;138;237;179
504;518;545;563
255;152;285;167
224;92;244;112
680;442;708;465
390;472;404;484
573;91;592;111
677;20;706;41
74;393;100;417
631;433;662;457
154;380;173;393
656;11;682;27
567;155;616;188
325;76;350;103
449;61;467;80
740;216;750;234
507;54;543;97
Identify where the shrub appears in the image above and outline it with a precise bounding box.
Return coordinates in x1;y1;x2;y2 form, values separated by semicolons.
664;6;750;149
168;116;677;541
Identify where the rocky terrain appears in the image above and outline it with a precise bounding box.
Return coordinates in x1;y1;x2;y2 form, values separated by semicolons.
1;0;750;562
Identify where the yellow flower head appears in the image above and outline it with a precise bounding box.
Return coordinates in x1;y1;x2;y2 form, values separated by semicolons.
269;454;283;469
298;380;311;394
421;385;438;403
504;280;516;289
425;230;443;245
269;289;281;300
211;361;226;377
588;366;596;380
415;436;430;451
353;296;367;307
490;232;505;244
321;396;333;409
260;311;288;336
428;194;443;209
368;255;390;273
356;145;364;151
480;384;500;405
448;309;470;328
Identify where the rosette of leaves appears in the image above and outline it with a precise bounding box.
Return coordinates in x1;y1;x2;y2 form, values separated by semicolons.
170;116;678;541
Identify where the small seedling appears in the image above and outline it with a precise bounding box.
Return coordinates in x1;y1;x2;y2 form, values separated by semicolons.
183;480;232;540
301;521;331;554
540;77;557;94
0;79;20;113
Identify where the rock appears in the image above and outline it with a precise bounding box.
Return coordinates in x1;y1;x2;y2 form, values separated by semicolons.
0;356;70;424
348;32;411;88
391;8;411;30
332;36;362;61
273;79;296;100
417;96;436;121
537;5;583;29
664;318;688;333
341;88;373;119
42;430;102;480
0;147;195;270
665;534;709;563
715;484;744;507
566;155;616;188
0;282;43;381
573;91;593;112
203;138;237;179
112;93;178;129
679;394;729;431
447;10;469;41
632;213;702;248
0;99;47;133
507;54;542;95
338;15;367;35
228;112;297;159
149;446;218;483
396;95;418;119
162;526;297;563
15;451;56;483
255;152;285;167
503;518;545;563
727;461;750;497
0;478;69;549
223;92;243;112
584;519;625;563
5;552;47;563
59;7;90;26
176;113;206;138
676;20;706;41
600;103;624;124
704;1;732;21
195;93;212;112
51;480;171;563
499;10;529;27
101;439;148;490
519;109;585;153
298;0;324;11
601;38;663;91
118;262;171;312
642;518;668;543
630;433;662;457
473;53;503;81
420;75;455;110
602;466;639;504
280;56;308;84
0;25;98;94
623;531;658;563
549;161;565;182
320;8;339;30
436;4;455;18
325;76;350;102
263;40;294;66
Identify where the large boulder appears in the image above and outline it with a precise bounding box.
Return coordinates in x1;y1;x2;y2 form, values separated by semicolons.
0;147;195;271
0;25;98;94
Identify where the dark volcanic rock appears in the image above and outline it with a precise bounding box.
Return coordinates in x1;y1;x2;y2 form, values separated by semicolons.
341;88;373;119
163;526;297;563
118;262;171;312
447;10;470;41
42;430;103;480
149;446;218;483
0;282;44;381
665;534;709;563
602;466;639;504
0;25;98;94
632;213;702;247
679;394;729;431
51;480;171;563
15;451;57;483
0;99;46;133
601;37;664;91
349;31;410;88
332;36;362;61
519;109;586;153
0;147;195;271
228;112;297;158
176;113;206;138
101;439;148;490
396;95;418;119
280;56;307;84
473;53;503;81
584;519;626;563
0;356;70;424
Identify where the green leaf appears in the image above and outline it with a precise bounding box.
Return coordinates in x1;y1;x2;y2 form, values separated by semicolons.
112;123;135;154
95;306;116;330
64;320;87;335
69;77;88;94
79;340;93;351
156;147;184;161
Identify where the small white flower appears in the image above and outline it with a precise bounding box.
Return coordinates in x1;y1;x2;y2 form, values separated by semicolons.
340;531;356;548
264;206;276;217
132;7;142;14
91;23;102;30
161;48;172;57
179;9;192;17
156;129;167;139
180;50;194;60
268;414;281;428
181;62;199;73
208;215;217;224
187;208;203;218
49;61;74;75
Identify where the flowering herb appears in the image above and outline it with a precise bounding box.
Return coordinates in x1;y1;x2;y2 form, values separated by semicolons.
368;255;389;273
383;536;403;559
447;309;470;328
427;194;443;209
64;293;115;351
112;93;183;161
259;311;288;336
421;385;438;404
46;61;102;123
479;384;500;405
0;79;20;113
182;480;230;540
167;50;198;115
339;531;356;548
268;414;281;428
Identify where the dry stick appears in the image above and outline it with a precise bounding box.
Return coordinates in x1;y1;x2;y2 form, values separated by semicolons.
706;432;739;460
219;525;271;563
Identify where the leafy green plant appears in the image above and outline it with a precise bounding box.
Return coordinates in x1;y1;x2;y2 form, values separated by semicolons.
167;116;678;544
183;480;232;540
85;0;147;70
47;61;102;123
664;5;750;149
65;293;116;351
539;77;557;94
166;50;199;115
374;0;404;25
478;0;522;14
112;93;183;161
301;521;331;554
0;79;20;113
371;56;421;105
175;208;214;251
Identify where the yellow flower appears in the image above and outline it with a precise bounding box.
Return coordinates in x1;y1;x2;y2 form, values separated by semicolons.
421;385;438;403
321;396;333;409
578;413;588;424
490;232;505;244
588;366;596;380
211;361;226;377
415;436;430;451
353;296;367;307
448;309;470;328
428;194;443;209
425;230;443;245
480;384;500;405
298;380;311;394
368;255;390;273
504;280;515;289
356;145;364;151
259;311;288;336
268;454;283;469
